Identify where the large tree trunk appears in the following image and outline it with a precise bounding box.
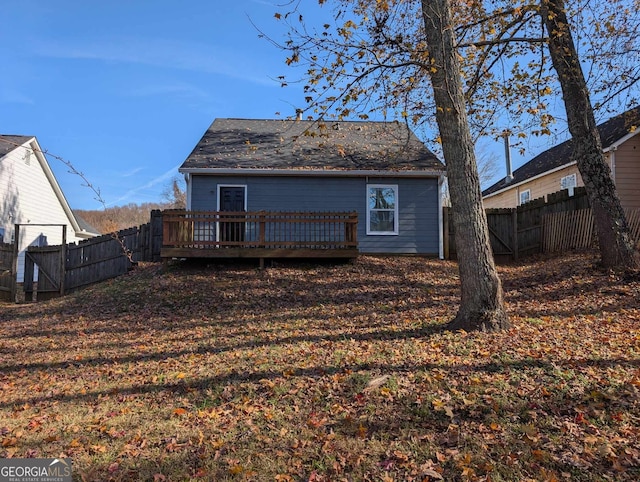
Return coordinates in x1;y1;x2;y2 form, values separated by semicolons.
541;0;640;270
421;0;509;332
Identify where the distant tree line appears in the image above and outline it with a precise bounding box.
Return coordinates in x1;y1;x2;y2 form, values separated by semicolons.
76;178;186;234
75;203;168;234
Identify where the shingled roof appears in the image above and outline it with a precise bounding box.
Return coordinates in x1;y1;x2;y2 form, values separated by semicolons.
0;135;34;158
483;106;640;197
180;118;444;174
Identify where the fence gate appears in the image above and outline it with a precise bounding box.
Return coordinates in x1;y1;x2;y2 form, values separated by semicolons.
23;245;65;301
486;210;516;261
0;243;14;302
444;208;517;262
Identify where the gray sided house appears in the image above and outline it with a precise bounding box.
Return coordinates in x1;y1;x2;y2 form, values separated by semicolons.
178;118;446;257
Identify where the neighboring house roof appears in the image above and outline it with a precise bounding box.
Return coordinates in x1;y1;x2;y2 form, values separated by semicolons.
180;118;444;175
72;211;101;237
0;135;95;239
0;135;33;158
483;106;640;197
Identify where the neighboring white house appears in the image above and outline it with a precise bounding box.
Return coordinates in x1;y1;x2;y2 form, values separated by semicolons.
0;135;99;281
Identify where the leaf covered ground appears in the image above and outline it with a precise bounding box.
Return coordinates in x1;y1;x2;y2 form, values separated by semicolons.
0;251;639;481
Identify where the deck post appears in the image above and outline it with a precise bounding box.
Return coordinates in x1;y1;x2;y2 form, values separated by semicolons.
259;212;266;246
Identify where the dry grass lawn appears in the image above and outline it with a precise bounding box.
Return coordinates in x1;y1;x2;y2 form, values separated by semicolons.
0;251;639;481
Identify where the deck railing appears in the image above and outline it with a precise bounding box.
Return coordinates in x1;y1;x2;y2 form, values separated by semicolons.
162;210;358;252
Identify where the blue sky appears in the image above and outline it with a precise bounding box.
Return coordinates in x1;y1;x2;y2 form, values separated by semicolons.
0;0;556;209
1;0;326;208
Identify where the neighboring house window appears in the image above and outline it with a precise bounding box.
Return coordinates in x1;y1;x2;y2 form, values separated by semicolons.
519;189;531;205
561;173;577;195
367;184;398;235
0;227;4;243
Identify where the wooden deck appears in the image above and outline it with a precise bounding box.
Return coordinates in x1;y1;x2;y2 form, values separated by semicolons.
161;210;359;261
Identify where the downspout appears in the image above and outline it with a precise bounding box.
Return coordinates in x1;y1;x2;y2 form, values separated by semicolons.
184;173;192;210
609;146;617;184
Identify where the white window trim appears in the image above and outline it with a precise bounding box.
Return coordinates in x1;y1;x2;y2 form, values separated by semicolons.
519;189;531;205
215;184;248;211
366;184;399;235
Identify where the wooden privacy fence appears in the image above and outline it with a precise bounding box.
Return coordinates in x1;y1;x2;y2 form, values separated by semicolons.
0;243;14;302
64;226;150;292
627;208;640;243
445;187;599;262
542;209;595;253
543;207;640;253
22;211;163;301
161;210;359;260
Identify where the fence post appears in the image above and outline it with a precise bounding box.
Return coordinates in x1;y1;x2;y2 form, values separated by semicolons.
11;224;19;302
150;210;163;262
60;225;66;296
512;209;518;261
443;207;450;260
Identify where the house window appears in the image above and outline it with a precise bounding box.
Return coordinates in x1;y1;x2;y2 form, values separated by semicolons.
367;184;398;235
0;227;4;243
519;189;531;205
561;173;577;195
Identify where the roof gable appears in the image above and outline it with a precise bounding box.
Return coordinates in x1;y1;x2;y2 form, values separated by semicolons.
180;118;444;173
0;135;94;238
483;105;640;197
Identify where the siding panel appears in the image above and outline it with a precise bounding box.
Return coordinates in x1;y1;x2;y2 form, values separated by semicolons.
613;138;640;209
191;175;440;255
